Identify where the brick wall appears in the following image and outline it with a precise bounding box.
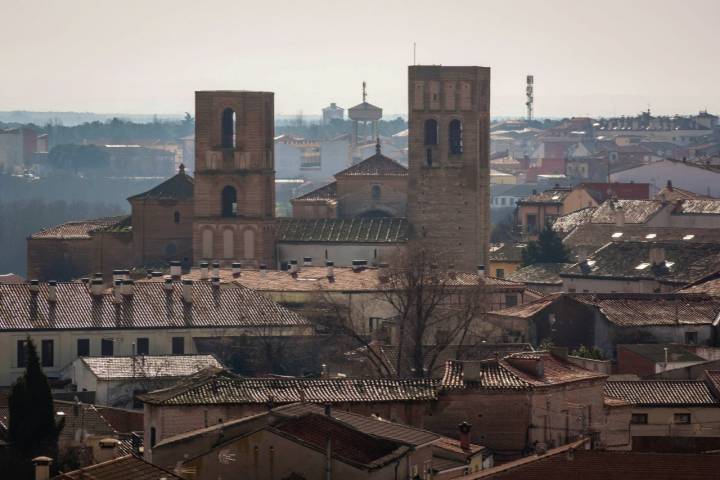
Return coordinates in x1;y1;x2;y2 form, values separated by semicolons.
130;198;193;266
337;176;407;218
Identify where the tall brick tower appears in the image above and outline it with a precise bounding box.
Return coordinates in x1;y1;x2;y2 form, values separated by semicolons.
192;91;276;267
406;66;490;271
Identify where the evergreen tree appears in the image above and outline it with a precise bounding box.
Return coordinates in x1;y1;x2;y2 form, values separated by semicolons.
521;224;570;266
6;338;63;478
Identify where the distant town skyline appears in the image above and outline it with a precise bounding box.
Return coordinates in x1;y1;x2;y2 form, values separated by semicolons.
3;0;719;118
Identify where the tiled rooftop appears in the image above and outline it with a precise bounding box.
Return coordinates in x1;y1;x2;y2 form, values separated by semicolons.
277;217;408;243
560;241;720;284
30;216;130;239
560;224;720;251
139;368;439;406
590;199;664;224
335;148;407;177
579;182;650;203
291;181;337;202
489;243;526;263
0;282;311;331
679;271;720;297
518;188;571;205
126;168;194;201
552;207;597;233
675;199;720;215
507;263;570;285
604;380;719;406
80;354;223;380
53;455;183;480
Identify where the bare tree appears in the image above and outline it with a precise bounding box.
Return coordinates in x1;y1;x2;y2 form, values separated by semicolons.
311;244;488;378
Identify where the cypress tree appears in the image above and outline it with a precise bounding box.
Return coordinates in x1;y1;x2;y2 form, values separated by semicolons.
7;337;63;478
521;224;570;266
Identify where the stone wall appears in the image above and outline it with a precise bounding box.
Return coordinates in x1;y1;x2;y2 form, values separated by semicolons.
337;175;407;218
130;198;193;267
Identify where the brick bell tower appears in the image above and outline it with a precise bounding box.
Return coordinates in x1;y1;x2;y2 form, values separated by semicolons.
406;66;491;271
192;91;276;267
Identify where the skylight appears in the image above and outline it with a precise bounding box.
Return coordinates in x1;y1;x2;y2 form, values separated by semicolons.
645;233;657;239
635;262;650;270
612;232;623;238
683;234;695;240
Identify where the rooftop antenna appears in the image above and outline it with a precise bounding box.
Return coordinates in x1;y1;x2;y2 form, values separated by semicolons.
413;42;416;65
526;75;534;122
362;81;367;103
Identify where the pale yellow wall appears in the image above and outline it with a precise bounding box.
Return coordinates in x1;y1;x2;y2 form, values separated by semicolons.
563;188;599;214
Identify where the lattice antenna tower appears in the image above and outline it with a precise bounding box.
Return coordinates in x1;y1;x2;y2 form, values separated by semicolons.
526;75;534;122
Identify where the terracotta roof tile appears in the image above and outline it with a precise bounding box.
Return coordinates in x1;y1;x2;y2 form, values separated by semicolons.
292;181;337;202
80;354;223;380
139;368;438;406
30;216;130;239
590;200;664;224
0;282;310;331
335;151;408;177
676;199;720;215
127;170;194;201
604;380;719;406
53;455;183;480
507;263;570;285
277;217;407;243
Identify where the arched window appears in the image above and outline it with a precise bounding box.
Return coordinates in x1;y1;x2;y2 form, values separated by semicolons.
449;119;463;154
371;184;381;201
221;186;237;217
424;119;438;145
173;211;180;224
221;108;236;148
201;229;214;259
222;228;234;259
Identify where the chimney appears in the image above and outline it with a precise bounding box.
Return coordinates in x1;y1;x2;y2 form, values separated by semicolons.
29;279;40;294
146;269;153;279
324;403;332;416
96;438;119;464
91;279;104;296
615;205;625;227
113;280;123;303
200;261;209;280
81;277;89;284
462;361;481;381
163;278;173;292
326;260;334;279
299;387;306;403
122;280;134;296
170;261;182;279
151;271;163;278
211;276;221;288
93;272;103;281
378;262;389;283
182;279;193;303
667;179;673;191
122;269;130;281
112;269;123;284
476;265;485;278
303;256;312;267
458;422;472;451
289;259;298;274
505;355;545;378
260;264;267;275
47;280;57;303
352;260;366;272
212;261;220;279
232;262;242;278
649;246;666;265
32;456;52;480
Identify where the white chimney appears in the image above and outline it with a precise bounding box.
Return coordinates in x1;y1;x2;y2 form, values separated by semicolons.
91;279;105;297
113;280;123;303
122;280;134;296
200;261;209;280
326;260;334;278
303;256;312;267
476;265;485;278
112;269;123;284
232;262;242;277
182;279;193;303
211;276;221;288
29;279;40;294
163;278;173;292
260;264;267;275
212;261;220;279
615;205;625;227
122;269;130;281
32;456;52;480
170;261;182;279
47;280;57;303
289;260;298;274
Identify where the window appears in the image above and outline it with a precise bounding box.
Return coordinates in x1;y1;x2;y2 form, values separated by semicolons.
221;185;238;217
174;211;180;224
674;413;691;425
150;427;157;448
631;413;648;424
505;294;518;307
172;337;185;355
685;331;698;345
221;107;236;148
17;340;27;368
137;338;149;355
426;148;432;167
526;214;538;234
77;338;90;357
449;119;463;154
371;184;381;201
424;119;438;145
501;197;506;205
496;268;505;279
368;317;383;333
101;338;114;357
41;340;54;367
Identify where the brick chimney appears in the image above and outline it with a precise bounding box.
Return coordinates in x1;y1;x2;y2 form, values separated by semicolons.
47;280;57;303
458;422;472;451
505;355;545;378
91;278;104;297
182;279;193;303
113;280;123;303
32;456;52;480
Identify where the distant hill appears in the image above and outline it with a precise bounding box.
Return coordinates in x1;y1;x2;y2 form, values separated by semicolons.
0;111;185;127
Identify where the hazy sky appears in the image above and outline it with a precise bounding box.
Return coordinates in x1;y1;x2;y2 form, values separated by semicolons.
3;0;719;118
